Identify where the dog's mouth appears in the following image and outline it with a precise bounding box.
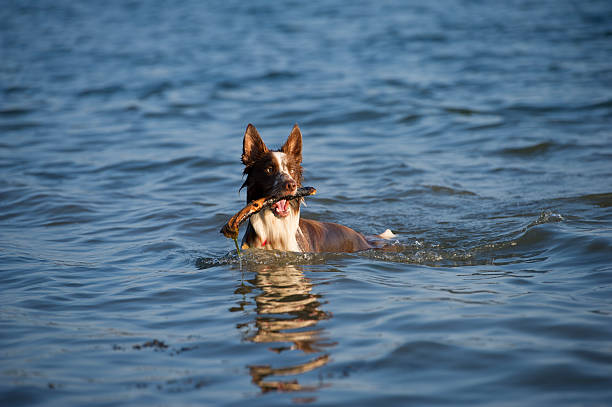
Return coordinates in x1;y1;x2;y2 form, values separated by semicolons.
272;199;291;217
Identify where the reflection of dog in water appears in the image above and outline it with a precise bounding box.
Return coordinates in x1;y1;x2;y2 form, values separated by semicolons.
235;263;333;393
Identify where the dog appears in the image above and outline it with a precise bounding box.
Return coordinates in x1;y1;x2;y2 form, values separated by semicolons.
239;123;394;252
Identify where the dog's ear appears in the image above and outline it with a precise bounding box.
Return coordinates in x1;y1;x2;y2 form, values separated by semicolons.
282;124;302;163
242;124;268;166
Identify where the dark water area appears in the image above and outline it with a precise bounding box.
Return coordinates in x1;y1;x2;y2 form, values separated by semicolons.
2;0;612;405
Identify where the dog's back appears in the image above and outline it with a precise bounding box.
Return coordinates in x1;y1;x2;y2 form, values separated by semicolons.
297;219;372;252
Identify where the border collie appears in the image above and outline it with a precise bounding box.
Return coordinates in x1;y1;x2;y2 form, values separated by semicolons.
239;124;394;252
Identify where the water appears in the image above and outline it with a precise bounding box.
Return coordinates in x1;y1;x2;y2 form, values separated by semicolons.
1;0;612;405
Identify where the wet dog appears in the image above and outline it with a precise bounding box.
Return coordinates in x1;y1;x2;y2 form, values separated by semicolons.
239;124;393;252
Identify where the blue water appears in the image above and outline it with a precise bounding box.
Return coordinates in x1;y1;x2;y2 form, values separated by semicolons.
2;1;612;405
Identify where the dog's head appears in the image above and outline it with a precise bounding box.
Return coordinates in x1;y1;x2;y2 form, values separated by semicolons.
241;124;303;218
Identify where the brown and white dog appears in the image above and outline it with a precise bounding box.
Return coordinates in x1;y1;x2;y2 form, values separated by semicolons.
239;123;393;252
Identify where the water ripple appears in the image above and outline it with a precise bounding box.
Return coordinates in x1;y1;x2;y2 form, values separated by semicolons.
2;0;612;405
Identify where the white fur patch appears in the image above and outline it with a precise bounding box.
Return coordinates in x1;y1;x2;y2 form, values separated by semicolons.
249;205;301;252
271;151;290;175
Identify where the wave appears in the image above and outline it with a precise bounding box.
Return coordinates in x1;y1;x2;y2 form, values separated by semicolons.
196;210;573;269
498;141;558;157
195;250;350;270
423;184;478;196
0;107;34;117
78;84;125;97
568;192;612;208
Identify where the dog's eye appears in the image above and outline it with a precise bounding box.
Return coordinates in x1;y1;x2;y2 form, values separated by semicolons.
265;167;274;175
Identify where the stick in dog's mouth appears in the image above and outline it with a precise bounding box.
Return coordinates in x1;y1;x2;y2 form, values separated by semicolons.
220;186;317;241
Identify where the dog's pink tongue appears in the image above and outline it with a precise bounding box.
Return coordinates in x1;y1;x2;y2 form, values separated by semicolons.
274;199;288;213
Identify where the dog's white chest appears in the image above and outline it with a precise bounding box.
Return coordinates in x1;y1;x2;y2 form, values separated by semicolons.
249;209;301;252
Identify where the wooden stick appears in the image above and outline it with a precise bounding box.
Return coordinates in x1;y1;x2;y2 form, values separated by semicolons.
220;187;316;241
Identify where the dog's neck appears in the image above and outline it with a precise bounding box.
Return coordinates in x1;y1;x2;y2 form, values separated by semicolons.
246;205;302;251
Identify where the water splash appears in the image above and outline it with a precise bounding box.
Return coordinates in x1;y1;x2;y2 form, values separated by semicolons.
528;210;564;228
197;211;566;269
195;249;350;270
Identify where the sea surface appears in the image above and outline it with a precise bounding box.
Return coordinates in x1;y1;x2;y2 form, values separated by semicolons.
1;1;612;405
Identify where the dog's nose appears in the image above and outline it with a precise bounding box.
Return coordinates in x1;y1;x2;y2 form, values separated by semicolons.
284;179;297;193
